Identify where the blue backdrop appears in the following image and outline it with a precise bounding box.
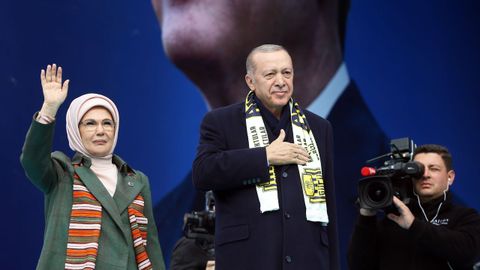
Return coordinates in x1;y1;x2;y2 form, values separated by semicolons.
2;0;479;269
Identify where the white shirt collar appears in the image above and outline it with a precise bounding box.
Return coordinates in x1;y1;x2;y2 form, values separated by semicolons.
307;62;350;118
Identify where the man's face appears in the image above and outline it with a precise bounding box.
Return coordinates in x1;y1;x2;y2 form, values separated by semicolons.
152;0;314;64
151;0;338;109
413;153;454;202
245;50;294;116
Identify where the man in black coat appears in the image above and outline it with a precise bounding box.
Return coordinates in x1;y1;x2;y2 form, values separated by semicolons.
348;144;480;270
151;1;389;268
192;44;339;270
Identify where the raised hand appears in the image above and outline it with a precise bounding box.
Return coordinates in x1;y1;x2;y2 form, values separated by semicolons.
266;129;311;166
39;64;70;118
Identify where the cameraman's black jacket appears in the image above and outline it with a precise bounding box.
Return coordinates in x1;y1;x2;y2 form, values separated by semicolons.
348;193;480;270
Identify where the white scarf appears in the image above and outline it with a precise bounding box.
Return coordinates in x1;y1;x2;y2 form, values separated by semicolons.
245;91;329;223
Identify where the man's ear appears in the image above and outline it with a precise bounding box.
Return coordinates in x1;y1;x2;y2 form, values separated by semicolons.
447;170;455;185
245;74;255;91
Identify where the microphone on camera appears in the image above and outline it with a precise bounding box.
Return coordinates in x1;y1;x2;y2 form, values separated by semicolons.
360;161;424;178
376;161;425;178
361;167;376;177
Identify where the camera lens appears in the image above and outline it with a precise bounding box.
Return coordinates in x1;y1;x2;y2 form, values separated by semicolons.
366;182;388;203
358;176;393;209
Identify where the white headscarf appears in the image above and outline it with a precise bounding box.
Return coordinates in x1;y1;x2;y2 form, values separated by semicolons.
66;93;120;158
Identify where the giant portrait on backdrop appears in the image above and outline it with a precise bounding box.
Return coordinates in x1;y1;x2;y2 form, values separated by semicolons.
2;0;480;269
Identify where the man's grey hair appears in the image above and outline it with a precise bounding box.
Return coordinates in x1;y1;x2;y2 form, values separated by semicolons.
246;44;288;75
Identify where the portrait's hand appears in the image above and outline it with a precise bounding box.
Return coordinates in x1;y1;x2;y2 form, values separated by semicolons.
387;196;415;229
266;129;310;166
39;64;69;118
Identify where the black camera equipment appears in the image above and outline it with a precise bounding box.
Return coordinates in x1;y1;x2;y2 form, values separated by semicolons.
357;137;425;210
183;191;215;255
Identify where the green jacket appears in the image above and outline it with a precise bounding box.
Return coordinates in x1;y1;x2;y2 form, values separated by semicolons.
20;119;165;270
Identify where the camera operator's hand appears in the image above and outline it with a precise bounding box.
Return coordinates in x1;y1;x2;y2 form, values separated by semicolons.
359;208;377;216
387;196;415;229
205;260;215;270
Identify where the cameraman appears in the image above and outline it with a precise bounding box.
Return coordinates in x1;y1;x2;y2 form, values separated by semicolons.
170;236;214;270
348;144;480;270
170;191;215;270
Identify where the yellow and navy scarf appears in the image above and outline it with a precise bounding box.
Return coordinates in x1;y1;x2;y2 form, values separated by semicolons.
64;165;153;270
245;91;329;223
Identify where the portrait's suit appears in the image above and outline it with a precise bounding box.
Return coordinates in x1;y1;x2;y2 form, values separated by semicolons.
191;100;338;270
20;119;165;270
154;82;389;269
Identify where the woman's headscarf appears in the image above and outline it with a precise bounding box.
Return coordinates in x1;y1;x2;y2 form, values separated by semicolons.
66;93;120;158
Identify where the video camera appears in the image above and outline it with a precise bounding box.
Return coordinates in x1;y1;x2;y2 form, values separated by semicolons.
183;191;215;254
357;137;425;210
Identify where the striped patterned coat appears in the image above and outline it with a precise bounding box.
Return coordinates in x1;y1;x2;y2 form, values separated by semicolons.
20;119;165;270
